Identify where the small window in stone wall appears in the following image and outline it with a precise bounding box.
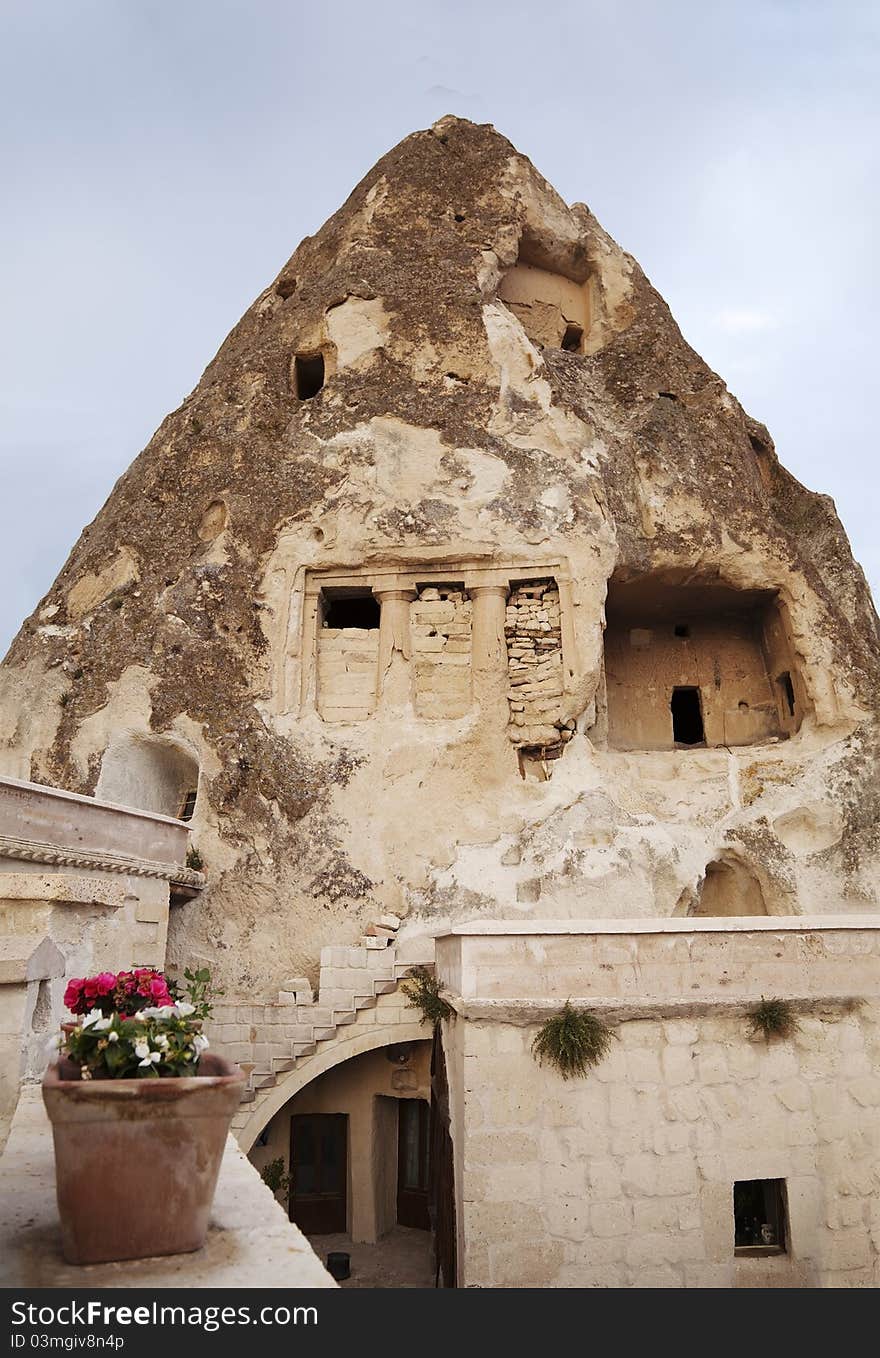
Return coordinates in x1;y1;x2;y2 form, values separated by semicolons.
324;594;380;630
411;585;472;719
178;788;198;822
734;1179;787;1255
294;352;325;400
777;671;796;718
671;686;705;746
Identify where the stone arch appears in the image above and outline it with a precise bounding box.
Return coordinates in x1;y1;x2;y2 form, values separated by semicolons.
693;852;770;917
95;732;200;820
235;1017;430;1153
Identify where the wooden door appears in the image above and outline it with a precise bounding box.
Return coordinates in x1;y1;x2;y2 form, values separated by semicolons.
289;1113;347;1234
397;1098;430;1230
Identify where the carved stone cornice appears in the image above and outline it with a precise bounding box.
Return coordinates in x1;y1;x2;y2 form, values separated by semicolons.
0;834;205;888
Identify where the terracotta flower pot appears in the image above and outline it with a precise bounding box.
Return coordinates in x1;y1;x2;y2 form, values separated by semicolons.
42;1053;245;1265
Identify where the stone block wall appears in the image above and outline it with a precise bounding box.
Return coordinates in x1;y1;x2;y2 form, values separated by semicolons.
316;627;380;722
448;1005;880;1288
505;580;572;749
438;920;880;1288
411;586;472;719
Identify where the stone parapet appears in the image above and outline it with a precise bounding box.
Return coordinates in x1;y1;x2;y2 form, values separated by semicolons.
436;917;880;1014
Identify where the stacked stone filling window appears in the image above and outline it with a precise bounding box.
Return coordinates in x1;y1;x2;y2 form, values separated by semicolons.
411;585;472;719
505;579;573;750
317;592;380;722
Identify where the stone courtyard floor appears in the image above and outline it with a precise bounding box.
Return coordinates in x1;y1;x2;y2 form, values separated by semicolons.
307;1226;434;1288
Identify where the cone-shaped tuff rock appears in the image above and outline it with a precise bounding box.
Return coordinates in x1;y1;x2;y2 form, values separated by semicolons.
2;116;878;993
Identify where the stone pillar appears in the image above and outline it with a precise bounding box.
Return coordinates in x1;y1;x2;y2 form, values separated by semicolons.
470;584;509;717
375;588;417;712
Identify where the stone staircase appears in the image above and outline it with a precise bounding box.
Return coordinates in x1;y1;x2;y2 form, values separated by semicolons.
206;913;433;1129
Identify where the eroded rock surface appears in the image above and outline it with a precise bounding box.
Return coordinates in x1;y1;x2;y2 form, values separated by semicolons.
2;116;878;994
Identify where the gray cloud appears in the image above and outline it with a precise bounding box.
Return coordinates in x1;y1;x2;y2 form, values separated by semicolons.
1;0;877;654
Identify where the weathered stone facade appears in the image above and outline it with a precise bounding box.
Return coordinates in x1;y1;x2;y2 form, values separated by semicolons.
438;921;880;1288
1;115;878;1286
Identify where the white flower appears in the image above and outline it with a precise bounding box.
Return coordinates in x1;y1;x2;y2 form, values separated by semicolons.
92;1016;113;1031
176;1002;196;1017
155;1034;169;1050
134;1040;150;1060
138;1050;162;1068
81;1008;105;1029
107;1031;119;1043
138;1004;177;1019
193;1034;210;1054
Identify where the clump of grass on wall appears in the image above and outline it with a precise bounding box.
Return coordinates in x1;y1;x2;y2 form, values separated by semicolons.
746;997;800;1041
401;965;454;1025
531;1002;613;1079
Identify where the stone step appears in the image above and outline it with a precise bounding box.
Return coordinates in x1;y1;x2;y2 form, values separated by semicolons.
252;1071;276;1090
353;993;377;1010
313;1026;336;1042
293;1041;317;1058
372;979;398;995
333;1009;357;1026
238;1088;255;1105
272;1057;297;1073
319;988;356;1011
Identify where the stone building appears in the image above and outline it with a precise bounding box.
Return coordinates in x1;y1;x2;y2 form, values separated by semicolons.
1;117;879;1287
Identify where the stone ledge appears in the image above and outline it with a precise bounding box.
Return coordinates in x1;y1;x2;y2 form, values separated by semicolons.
447;994;863;1025
446;915;880;936
0;835;204;887
0;1086;335;1288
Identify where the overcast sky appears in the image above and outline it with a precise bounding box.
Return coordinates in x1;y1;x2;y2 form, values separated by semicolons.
1;1;878;656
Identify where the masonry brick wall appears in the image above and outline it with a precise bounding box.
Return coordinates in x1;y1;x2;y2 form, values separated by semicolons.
316;627;379;721
411;586;472;719
505;579;573;748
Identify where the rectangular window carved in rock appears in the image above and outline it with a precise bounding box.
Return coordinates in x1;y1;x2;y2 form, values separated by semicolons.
317;588;380;723
411;585;472;719
671;686;705;745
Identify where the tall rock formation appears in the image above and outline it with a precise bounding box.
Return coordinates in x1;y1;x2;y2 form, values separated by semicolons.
2;116;878;994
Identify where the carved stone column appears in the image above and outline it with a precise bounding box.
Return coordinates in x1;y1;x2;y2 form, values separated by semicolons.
375;588;417;711
469;584;509;716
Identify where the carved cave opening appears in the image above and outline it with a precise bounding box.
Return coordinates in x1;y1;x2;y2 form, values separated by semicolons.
670;687;705;746
498;234;590;353
96;736;200;820
693;857;769;917
603;571;807;751
294;352;325;400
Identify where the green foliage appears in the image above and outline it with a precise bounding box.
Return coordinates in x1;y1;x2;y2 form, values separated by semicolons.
746;997;800;1041
181;965;222;1022
531;1002;613;1080
401;965;453;1025
186;846;204;871
260;1157;291;1197
59;1008;207;1080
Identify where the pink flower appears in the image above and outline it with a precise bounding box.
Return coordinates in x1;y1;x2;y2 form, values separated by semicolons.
63;978;86;1015
95;972;117;995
